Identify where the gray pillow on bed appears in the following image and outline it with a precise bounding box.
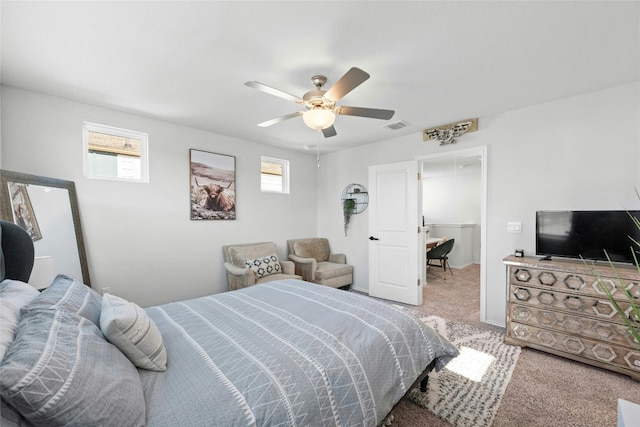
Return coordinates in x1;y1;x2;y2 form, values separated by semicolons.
20;274;102;326
1;397;32;427
0;309;146;427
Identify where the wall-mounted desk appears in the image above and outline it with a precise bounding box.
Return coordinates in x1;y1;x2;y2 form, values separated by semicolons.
425;237;443;251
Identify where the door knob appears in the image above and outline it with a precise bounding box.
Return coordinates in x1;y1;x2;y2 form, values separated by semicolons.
369;236;379;241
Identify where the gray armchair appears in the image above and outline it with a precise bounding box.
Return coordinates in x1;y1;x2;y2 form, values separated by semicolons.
287;238;353;289
223;242;301;291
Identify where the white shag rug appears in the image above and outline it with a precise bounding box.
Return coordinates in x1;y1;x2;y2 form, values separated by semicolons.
405;316;521;427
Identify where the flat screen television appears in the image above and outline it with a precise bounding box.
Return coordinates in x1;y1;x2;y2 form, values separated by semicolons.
536;210;640;263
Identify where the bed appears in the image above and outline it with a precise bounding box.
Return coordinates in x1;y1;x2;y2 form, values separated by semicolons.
0;221;458;426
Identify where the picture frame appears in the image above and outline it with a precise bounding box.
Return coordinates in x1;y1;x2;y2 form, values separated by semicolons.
8;181;42;240
189;149;236;220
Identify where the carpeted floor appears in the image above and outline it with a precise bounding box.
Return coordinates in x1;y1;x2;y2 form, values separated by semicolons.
389;264;640;427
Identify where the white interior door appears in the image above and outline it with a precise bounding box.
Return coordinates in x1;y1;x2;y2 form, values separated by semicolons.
368;161;422;306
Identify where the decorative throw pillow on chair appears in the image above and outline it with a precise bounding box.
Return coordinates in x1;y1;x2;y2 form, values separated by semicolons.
244;253;282;278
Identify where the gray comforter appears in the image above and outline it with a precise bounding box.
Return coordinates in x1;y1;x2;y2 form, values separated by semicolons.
140;279;457;426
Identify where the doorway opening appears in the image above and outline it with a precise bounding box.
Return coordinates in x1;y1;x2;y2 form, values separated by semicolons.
418;146;487;323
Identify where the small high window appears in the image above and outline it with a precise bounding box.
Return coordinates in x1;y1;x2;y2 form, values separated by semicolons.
83;122;149;183
261;156;289;194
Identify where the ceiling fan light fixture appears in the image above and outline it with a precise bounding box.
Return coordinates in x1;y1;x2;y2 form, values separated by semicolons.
247;67;394;138
303;107;336;130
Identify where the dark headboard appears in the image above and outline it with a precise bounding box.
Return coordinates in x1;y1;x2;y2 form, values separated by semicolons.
0;220;34;282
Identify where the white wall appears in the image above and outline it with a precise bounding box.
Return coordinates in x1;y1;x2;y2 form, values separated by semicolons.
0;86;318;307
317;81;640;326
422;160;481;225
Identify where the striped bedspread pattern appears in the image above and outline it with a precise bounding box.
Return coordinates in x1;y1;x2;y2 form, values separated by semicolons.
140;279;456;427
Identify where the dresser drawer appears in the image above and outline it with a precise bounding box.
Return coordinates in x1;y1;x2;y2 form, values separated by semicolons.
508;321;640;374
509;265;640;302
509;303;640;350
509;284;634;325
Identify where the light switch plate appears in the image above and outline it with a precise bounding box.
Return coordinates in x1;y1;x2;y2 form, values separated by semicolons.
507;222;522;233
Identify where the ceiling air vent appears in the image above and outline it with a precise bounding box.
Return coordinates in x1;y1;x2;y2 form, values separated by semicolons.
383;120;410;131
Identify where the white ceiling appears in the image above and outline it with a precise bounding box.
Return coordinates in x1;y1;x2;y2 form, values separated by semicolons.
2;1;638;153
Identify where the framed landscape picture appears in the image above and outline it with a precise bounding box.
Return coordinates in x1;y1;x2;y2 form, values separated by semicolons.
8;182;42;240
189;149;236;220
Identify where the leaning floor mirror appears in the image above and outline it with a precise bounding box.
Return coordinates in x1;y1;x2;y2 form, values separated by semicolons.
0;170;91;288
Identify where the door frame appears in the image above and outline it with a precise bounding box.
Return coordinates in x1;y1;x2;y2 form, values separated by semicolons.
416;145;488;323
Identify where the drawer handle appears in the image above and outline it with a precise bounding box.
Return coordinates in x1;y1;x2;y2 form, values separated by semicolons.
563;295;585;311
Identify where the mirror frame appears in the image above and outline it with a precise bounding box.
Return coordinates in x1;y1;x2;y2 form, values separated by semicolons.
0;170;91;286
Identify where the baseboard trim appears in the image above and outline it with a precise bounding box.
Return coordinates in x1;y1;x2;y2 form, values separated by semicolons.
484;319;506;328
350;286;368;294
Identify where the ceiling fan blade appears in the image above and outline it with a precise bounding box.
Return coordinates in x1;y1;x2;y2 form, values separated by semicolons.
336;106;395;120
322;125;337;138
257;111;304;127
245;81;303;104
324;67;370;102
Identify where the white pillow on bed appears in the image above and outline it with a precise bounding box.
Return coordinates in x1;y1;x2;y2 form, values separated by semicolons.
100;293;167;371
0;279;39;362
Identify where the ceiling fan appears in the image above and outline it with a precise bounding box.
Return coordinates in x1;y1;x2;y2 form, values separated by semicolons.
245;67;395;138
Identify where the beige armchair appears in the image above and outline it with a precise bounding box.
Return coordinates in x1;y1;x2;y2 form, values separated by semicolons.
223;242;301;291
287;238;353;289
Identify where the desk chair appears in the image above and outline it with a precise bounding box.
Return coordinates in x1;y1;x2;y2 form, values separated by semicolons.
426;238;455;280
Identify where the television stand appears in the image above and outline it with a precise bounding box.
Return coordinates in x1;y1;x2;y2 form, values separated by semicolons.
538;255;552;261
503;255;640;381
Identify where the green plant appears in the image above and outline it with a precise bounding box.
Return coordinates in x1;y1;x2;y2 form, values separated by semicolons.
589;211;640;345
343;198;356;236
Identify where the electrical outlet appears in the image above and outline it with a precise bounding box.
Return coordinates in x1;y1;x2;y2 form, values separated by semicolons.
507;222;522;233
101;287;110;295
